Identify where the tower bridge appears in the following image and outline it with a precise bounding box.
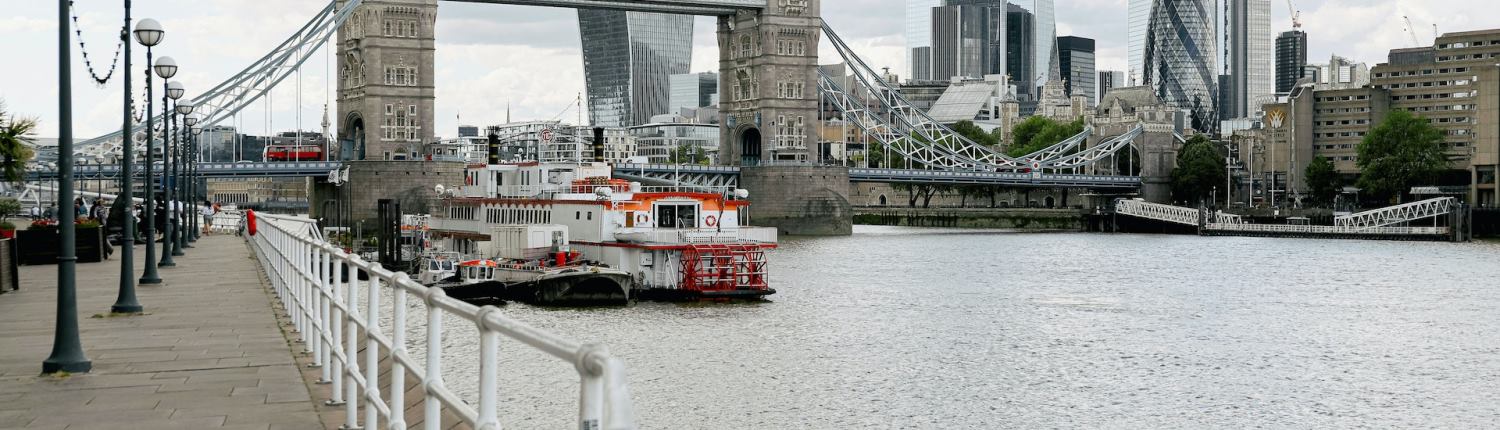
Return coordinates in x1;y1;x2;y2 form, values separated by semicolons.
56;0;1178;235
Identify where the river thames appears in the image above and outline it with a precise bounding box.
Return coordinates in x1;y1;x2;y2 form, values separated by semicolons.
433;226;1500;428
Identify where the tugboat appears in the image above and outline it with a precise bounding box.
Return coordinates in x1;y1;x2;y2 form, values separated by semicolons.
425;143;778;303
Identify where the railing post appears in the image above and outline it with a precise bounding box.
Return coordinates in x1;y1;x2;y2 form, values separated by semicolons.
316;248;332;380
576;344;606;430
328;255;345;405
364;274;381;428
343;257;361;430
389;273;411;429
423;287;446;430
475;306;502;430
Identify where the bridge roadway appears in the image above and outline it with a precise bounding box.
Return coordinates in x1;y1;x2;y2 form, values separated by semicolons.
30;161;1142;189
0;235;329;429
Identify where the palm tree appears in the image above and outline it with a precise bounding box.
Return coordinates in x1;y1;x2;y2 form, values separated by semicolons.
0;101;38;183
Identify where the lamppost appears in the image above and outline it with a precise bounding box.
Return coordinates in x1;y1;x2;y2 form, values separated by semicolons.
136;29;167;285
44;0;93;375
172;101;194;254
158;78;181;267
190;125;203;241
183;116;199;245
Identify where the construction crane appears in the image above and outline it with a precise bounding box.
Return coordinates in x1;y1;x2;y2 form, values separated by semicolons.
1433;23;1440;40
1284;0;1301;30
1403;16;1420;47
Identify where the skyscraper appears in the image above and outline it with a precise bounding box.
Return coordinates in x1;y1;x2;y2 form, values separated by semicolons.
930;1;1006;80
1276;30;1308;94
1143;0;1218;131
1006;4;1034;98
578;10;693;127
1009;0;1058;89
1057;36;1096;105
669;72;718;115
1225;0;1273;118
1098;70;1124;101
907;0;941;81
1126;0;1153;86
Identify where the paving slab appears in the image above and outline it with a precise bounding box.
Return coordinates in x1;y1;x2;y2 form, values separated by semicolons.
0;235;325;429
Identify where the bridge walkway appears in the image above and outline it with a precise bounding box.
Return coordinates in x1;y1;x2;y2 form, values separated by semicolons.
0;235;325;429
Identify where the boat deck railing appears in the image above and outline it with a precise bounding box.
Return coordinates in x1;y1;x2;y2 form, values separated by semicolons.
247;212;636;430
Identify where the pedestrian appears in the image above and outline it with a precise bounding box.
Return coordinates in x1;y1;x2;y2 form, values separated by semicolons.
43;204;56;220
28;205;40;219
201;200;215;235
74;197;87;218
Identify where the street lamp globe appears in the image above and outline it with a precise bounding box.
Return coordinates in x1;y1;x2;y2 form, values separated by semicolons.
165;81;185;100
154;56;178;79
191;126;203;135
133;18;164;47
176;101;195;115
184;115;199;127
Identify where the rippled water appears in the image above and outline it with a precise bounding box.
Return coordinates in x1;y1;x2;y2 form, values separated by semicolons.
425;227;1500;428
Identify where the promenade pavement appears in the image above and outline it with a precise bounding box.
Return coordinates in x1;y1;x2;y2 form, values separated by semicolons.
0;234;325;430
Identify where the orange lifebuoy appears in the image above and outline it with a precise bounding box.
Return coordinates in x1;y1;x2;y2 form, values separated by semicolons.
704;215;718;227
636;213;650;225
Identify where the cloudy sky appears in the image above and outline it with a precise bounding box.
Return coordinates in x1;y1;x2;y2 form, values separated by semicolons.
4;0;1498;140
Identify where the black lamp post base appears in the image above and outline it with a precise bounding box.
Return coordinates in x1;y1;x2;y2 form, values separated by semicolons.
139;276;162;284
171;249;184;256
110;304;143;314
158;261;175;267
42;357;92;375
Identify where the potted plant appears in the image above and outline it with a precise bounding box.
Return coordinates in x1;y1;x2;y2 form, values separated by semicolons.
0;220;13;239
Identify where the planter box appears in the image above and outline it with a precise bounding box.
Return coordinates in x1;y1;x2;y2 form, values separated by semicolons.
17;227;105;265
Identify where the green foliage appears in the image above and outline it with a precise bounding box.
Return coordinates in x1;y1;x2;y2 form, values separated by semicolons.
0;197;19;219
0;101;38;184
1355;110;1448;201
668;143;706;165
0;220;14;230
1304;156;1341;206
1170;134;1226;204
1006;116;1085;157
950;120;998;147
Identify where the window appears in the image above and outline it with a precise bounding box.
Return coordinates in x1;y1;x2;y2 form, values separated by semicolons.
655;204;697;229
384;20;392;36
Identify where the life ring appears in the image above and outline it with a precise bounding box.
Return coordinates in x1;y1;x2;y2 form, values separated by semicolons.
636;213;650;225
704;215;718;227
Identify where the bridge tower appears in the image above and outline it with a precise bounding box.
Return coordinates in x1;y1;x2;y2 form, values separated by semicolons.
718;0;820;166
335;0;438;161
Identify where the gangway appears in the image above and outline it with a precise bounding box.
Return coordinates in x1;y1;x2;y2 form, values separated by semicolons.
1114;199;1200;226
1333;197;1456;228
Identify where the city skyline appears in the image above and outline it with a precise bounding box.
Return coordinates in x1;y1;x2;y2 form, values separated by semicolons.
5;0;1499;139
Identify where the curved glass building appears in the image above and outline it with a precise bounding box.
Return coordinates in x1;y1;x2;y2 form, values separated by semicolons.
578;10;693;127
1143;0;1218;132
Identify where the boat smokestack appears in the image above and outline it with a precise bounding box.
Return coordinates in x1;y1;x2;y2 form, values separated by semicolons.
487;131;500;165
592;127;605;163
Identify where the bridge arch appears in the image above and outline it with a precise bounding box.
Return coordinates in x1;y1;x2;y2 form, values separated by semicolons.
341;112;365;161
738;126;762;166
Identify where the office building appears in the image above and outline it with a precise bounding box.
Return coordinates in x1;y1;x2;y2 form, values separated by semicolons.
630;121;720;164
1143;0;1219;132
1226;0;1274;119
907;0;941;81
1099;70;1125;101
930;1;1007;80
1057;36;1096;105
578;10;693;127
1275;29;1307;94
1309;55;1370;90
1006;4;1035;99
1126;0;1153;86
669;72;719;115
1008;0;1058;89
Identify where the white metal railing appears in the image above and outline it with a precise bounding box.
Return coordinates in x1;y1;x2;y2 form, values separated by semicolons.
211;210;245;234
247;212;636;430
1115;199;1201;226
1207;222;1448;235
1334;197;1456;228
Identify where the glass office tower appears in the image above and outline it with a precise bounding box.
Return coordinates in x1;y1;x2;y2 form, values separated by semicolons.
1227;0;1273;118
1127;0;1152;86
907;0;941;81
578;10;693;127
1144;0;1219;131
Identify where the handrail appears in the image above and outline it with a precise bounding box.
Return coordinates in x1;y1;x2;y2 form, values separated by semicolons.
247;212;636;430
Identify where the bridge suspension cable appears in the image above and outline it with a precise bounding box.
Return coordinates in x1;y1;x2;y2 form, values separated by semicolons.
818;22;1144;173
79;0;366;150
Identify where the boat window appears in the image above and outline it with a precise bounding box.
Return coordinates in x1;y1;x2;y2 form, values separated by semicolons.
429;261;440;271
656;204;698;229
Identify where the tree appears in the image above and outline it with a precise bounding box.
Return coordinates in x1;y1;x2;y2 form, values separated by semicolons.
0;101;38;184
950;120;997;147
668;143;703;165
1356;110;1448;202
1005;116;1085;157
1170;134;1226;205
1304;156;1341;206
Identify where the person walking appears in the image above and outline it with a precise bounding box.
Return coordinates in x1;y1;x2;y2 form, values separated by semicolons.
201;200;215;236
